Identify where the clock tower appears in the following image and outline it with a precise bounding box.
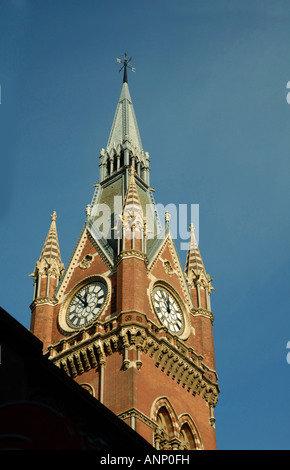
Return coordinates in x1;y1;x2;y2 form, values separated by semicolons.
30;56;220;450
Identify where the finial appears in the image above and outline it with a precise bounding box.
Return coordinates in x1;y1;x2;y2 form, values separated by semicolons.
129;165;135;176
165;211;170;224
116;53;136;83
51;211;57;222
189;222;198;250
86;204;91;217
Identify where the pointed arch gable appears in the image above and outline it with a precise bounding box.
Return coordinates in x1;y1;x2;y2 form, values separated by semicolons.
147;235;194;341
55;227;112;302
148;235;194;311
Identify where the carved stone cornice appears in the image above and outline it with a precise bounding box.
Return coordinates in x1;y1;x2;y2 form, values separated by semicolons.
47;319;219;407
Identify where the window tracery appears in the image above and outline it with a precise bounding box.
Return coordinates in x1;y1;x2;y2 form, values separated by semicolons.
152;398;202;450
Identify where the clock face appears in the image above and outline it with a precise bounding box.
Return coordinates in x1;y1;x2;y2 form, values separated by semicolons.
67;281;107;329
152;287;184;334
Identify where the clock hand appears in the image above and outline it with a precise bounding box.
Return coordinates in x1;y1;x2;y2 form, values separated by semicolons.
166;293;171;313
83;289;89;307
76;294;86;306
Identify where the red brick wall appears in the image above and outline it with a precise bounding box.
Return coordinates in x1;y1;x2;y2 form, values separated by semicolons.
135;353;216;449
116;256;147;313
30;304;55;351
191;315;216;372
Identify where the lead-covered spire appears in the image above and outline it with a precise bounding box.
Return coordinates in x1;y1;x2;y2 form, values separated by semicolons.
98;54;150;185
106;80;143;156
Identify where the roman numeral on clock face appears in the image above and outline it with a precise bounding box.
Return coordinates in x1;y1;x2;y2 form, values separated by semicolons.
153;288;184;335
67;281;107;329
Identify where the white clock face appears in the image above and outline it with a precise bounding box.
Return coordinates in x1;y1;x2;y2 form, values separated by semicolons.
153;287;184;334
67;282;107;329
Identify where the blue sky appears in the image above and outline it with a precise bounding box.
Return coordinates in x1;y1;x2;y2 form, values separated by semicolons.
1;0;290;450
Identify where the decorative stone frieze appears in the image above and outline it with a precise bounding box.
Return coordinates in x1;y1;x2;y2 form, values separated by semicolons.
48;318;219;407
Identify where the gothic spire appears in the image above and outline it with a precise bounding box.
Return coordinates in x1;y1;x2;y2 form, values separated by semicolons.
29;211;64;303
39;211;62;263
122;166;142;212
98;54;150;186
31;211;64;282
184;223;205;280
106;74;143;157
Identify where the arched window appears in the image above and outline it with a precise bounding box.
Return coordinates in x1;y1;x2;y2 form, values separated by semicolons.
157;406;174;436
151;398;203;450
113;155;118;172
151;398;178;450
180;423;195;450
154;406;174;449
178;414;203;450
120;151;124;168
140;163;145;181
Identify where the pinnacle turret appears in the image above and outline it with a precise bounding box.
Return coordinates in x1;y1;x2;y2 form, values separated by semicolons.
30;211;64;300
184;223;205;280
122;166;143;214
39;211;62;265
184;223;214;311
119;166;145;252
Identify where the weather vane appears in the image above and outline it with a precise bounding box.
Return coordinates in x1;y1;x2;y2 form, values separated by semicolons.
116;53;135;83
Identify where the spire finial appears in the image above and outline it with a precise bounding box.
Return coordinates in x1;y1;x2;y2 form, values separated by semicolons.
51;211;57;222
189;222;198;250
165;211;170;224
116;53;136;83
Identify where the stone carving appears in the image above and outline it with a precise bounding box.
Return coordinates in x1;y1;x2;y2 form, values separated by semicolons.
163;260;174;275
79;254;93;270
50;319;219;407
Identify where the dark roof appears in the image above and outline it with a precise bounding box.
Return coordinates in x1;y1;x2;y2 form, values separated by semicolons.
0;306;152;451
